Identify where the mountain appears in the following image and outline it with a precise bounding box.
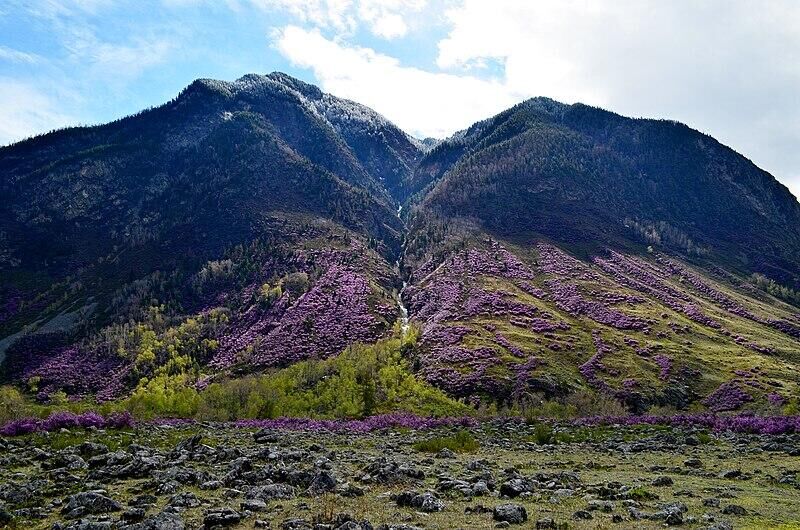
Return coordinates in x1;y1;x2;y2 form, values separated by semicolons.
406;98;800;285
1;73;799;414
0;72;418;399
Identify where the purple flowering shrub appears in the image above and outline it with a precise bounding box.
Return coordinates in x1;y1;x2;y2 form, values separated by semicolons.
702;381;754;412
536;244;649;330
0;410;134;436
652;354;672;381
578;331;613;393
405;242;563;399
576;413;800;435
593;251;721;329
133;413;477;433
21;345;131;402
233;413;477;433
767;392;787;407
405;239;794;407
658;256;800;340
8;239;402;401
213;258;392;369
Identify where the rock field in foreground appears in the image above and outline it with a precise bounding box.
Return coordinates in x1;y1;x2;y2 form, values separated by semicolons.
1;420;799;529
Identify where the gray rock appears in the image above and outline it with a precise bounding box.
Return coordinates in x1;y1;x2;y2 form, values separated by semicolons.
173;434;202;455
280;518;312;529
362;458;424;484
240;499;268;512
587;500;615;512
168;492;200;508
493;503;527;524
652;476;674;487
499;478;532;498
337;482;365;497
649;502;687;526
203;507;242;527
572;510;593;520
308;470;338;494
247;483;295;501
61;491;122;518
200;480;222;490
60;520;113;530
78;442;109;457
0;507;12;526
395;491;445;512
122;507;146;522
722;504;747;516
471;481;490;496
123;511;185;530
436;448;456;459
56;454;89;471
129;495;158;507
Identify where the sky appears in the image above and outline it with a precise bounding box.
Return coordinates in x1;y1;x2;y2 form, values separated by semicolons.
1;0;799;198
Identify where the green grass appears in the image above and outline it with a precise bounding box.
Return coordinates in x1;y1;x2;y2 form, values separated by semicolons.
522;424;618;445
696;431;713;444
626;486;658;501
413;429;480;453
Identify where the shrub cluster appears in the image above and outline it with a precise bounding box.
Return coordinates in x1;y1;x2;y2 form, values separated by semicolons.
413;429;480;453
0;411;134;436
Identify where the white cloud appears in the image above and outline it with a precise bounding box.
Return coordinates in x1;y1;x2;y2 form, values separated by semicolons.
0;79;77;145
51;22;175;83
0;46;43;64
274;0;800;195
357;0;425;38
436;0;800;194
253;0;356;33
253;0;425;39
274;25;519;138
24;0;113;19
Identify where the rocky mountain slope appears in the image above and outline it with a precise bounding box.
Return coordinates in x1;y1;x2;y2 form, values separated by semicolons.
1;73;799;413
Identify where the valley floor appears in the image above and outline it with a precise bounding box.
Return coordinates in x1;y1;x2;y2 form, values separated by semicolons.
1;421;799;529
